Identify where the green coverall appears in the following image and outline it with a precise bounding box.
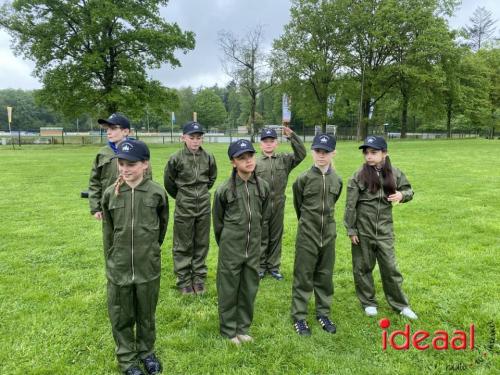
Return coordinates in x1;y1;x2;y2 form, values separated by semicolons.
344;166;414;311
213;174;270;338
256;132;306;273
102;179;169;372
164;145;217;288
291;166;342;321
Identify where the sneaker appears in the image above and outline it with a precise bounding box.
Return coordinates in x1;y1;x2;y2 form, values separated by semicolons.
364;306;378;317
124;366;144;375
317;315;337;334
141;353;162;375
178;285;194;295
258;271;265;280
400;307;418;320
228;336;241;345
193;283;205;295
293;319;311;336
236;334;254;343
270;270;284;281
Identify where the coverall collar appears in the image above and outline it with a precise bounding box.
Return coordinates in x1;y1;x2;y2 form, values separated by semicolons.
118;177;150;192
311;165;332;175
183;144;204;156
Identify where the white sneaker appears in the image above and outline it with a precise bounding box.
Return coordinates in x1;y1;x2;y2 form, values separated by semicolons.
400;307;418;320
237;334;254;343
364;306;378;316
228;336;241;345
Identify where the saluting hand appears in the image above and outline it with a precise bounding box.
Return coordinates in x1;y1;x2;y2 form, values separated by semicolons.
387;191;403;203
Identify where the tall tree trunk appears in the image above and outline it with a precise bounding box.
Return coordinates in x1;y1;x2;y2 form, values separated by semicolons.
250;93;256;143
446;99;452;138
401;94;408;139
400;80;410;139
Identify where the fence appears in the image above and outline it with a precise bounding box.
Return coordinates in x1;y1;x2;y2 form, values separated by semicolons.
0;127;484;146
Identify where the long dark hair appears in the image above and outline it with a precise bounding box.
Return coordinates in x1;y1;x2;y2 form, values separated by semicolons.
358;153;396;195
230;165;262;199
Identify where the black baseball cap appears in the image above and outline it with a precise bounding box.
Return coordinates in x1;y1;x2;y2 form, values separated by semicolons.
228;139;255;159
115;140;150;162
183;121;205;135
359;136;387;150
311;133;336;152
97;113;130;129
260;128;278;140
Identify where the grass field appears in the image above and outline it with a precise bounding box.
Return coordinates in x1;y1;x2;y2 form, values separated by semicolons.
0;139;499;374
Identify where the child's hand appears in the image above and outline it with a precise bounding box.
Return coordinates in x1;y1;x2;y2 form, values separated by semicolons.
282;126;293;137
350;235;359;245
387;191;403;203
94;211;103;220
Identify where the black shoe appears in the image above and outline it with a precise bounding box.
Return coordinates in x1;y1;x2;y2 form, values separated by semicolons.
270;270;284;281
142;353;162;375
124;366;145;375
317;315;337;334
193;283;206;295
258;271;265;280
178;285;194;295
293;319;311;336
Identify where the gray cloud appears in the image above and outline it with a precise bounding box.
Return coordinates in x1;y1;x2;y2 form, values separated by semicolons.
0;0;498;91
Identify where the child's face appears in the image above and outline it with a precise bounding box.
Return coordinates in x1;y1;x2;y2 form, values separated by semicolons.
231;152;256;174
183;133;203;151
118;159;148;184
260;138;278;154
105;125;129;143
312;149;335;168
363;148;386;167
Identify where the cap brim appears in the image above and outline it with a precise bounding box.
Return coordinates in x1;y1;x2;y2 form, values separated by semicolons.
312;145;334;152
260;136;277;140
232;149;255;158
97;119;114;126
359;144;383;150
184;130;205;135
113;154;144;162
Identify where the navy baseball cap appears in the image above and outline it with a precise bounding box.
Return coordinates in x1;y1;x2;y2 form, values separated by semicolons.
183;121;205;135
98;113;130;129
228;139;255;159
115;140;150;162
260;128;278;140
359;136;387;150
311;133;336;152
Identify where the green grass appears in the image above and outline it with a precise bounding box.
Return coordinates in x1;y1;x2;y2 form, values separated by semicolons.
0;139;499;374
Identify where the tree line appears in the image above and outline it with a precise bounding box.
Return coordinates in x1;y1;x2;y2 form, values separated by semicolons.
0;0;498;139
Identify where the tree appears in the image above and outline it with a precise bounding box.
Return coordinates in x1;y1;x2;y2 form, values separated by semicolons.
218;25;272;141
463;7;498;51
0;0;195;120
271;0;348;132
0;89;62;131
194;88;227;131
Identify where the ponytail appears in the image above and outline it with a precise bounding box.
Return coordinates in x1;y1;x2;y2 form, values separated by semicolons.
231;167;237;199
114;175;125;196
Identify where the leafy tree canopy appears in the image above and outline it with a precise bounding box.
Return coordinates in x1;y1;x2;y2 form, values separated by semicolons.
0;0;195;119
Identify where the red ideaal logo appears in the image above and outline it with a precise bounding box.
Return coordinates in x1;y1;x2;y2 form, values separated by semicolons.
379;318;475;351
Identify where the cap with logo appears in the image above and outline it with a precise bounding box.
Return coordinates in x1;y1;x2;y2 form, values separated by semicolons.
115;139;150;162
97;113;130;129
183;121;205;135
260;128;278;140
311;133;336;152
358;135;387;150
228;139;256;159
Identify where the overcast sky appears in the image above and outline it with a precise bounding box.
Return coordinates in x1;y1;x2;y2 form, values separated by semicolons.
0;0;498;91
